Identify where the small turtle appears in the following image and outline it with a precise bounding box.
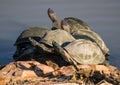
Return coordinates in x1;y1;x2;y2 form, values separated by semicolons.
13;26;50;61
52;39;105;70
48;8;92;32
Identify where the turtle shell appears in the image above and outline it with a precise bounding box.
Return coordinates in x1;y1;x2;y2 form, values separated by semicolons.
14;27;50;45
72;29;110;56
64;39;105;65
40;29;75;47
64;17;92;32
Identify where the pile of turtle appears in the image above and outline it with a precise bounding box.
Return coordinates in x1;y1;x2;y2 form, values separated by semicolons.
12;8;120;84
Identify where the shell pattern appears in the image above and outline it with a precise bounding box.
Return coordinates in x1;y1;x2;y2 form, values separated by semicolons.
64;39;105;65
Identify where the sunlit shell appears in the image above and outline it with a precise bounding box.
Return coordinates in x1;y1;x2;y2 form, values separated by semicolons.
64;39;105;64
72;29;110;56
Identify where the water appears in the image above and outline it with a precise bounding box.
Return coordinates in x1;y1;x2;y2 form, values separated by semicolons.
0;0;120;69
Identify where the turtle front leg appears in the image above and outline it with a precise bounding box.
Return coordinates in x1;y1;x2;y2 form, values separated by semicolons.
28;37;44;53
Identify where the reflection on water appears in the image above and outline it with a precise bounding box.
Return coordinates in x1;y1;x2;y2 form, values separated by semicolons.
0;0;120;69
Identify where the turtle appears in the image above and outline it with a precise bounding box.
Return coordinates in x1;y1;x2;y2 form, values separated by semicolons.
47;8;92;32
13;26;50;61
52;39;106;71
71;29;110;58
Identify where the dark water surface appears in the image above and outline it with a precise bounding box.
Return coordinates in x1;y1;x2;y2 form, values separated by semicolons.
0;0;120;68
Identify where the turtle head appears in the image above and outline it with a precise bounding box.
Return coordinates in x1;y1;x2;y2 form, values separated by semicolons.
48;8;57;22
61;20;70;33
48;8;62;30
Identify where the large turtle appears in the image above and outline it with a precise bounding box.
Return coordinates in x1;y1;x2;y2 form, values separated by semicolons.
71;29;110;58
13;26;50;61
52;39;106;71
48;8;92;32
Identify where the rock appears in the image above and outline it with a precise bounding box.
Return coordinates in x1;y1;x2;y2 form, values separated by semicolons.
21;70;38;78
0;61;120;85
0;61;54;85
53;66;75;76
77;65;111;75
